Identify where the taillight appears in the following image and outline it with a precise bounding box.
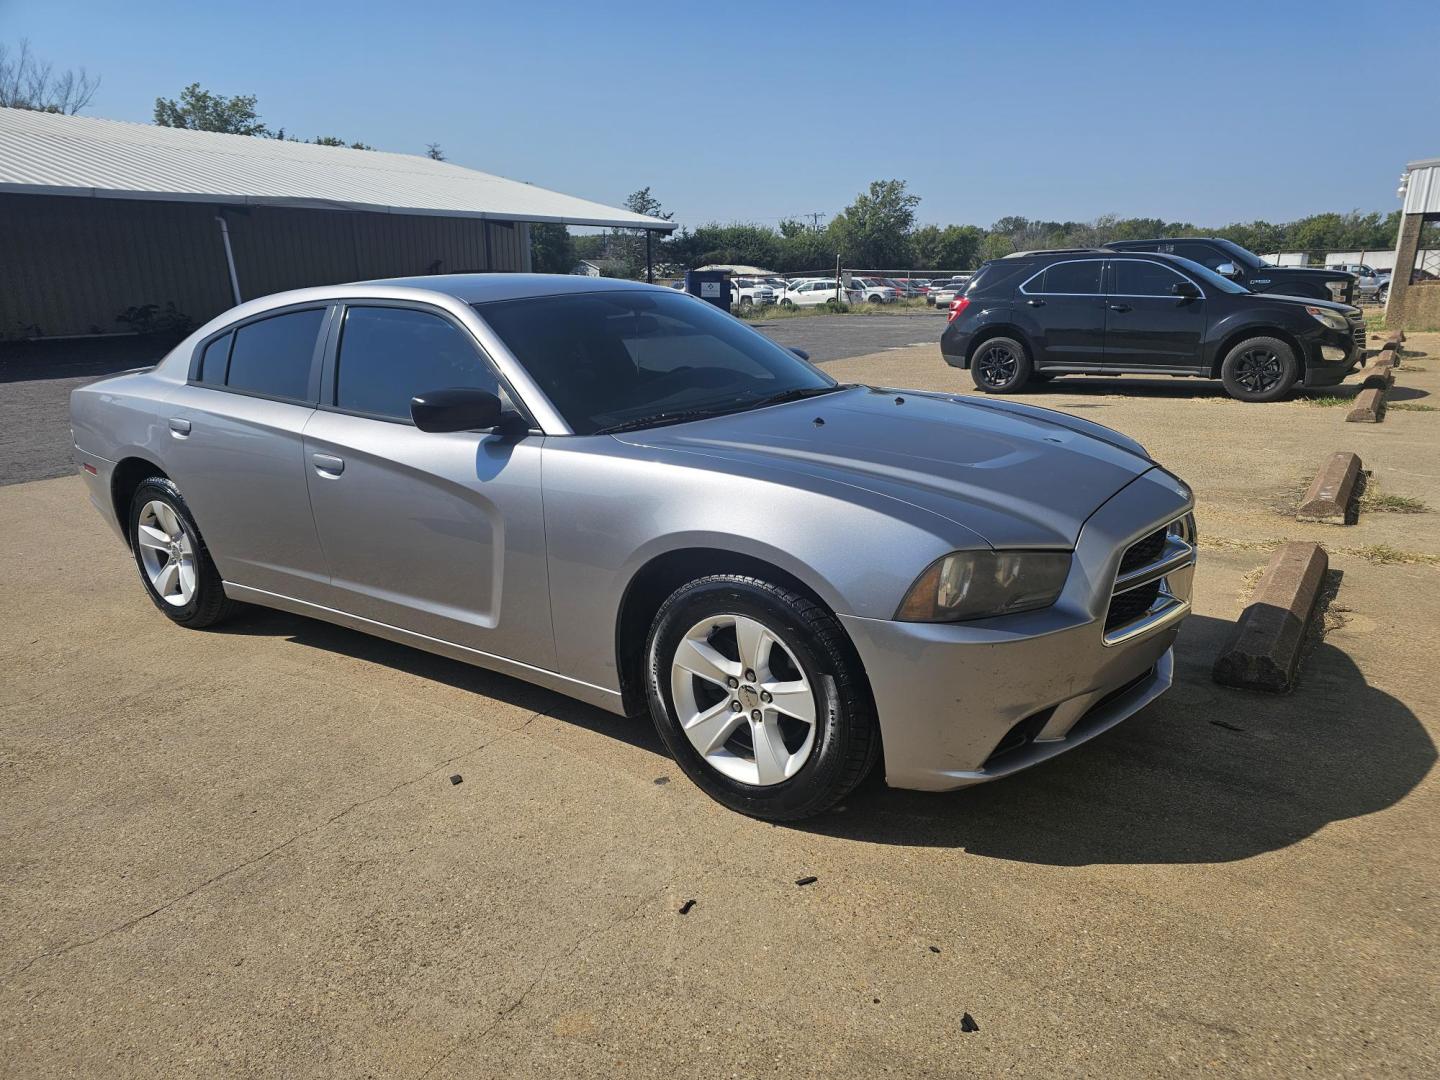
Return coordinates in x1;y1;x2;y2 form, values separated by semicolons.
947;296;970;322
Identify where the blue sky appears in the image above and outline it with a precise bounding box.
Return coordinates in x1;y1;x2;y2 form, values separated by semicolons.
5;0;1437;229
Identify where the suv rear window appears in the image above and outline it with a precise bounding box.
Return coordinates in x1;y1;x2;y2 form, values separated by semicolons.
1031;261;1102;294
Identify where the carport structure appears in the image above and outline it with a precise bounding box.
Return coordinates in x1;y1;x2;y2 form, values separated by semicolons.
0;107;675;342
1387;156;1440;330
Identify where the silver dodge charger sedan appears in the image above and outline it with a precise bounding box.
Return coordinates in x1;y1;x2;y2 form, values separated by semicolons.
71;274;1196;820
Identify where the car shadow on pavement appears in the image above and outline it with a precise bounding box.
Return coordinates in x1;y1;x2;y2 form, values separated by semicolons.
213;606;668;757
800;613;1436;865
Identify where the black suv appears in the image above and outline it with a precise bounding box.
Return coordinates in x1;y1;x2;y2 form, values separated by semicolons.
1104;237;1355;304
940;249;1366;402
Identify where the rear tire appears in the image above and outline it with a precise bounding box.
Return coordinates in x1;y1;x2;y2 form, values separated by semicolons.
780;299;794;309
969;336;1033;393
128;477;239;628
645;575;879;821
1220;336;1298;402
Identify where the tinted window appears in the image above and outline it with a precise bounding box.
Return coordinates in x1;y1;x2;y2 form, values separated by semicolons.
1170;242;1229;270
226;310;324;401
478;290;832;435
1035;261;1102;294
198;331;232;385
1113;260;1188;296
336;307;497;421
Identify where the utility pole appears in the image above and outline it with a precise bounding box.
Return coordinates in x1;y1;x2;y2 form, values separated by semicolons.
807;211;824;230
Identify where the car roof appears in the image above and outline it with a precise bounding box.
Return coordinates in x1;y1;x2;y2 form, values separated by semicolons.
359;272;670;304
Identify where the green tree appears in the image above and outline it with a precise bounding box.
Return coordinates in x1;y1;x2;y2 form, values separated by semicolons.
154;83;267;135
530;222;577;274
910;224;984;271
311;135;374;150
829;180;920;269
624;187;674;223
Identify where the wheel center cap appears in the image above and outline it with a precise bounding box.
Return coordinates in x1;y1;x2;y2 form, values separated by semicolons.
739;684;760;710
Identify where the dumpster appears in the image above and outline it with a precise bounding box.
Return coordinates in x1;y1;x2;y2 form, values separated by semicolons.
684;270;731;312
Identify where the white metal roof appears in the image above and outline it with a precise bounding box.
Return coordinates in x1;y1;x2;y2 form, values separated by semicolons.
1402;156;1440;216
0;107;676;231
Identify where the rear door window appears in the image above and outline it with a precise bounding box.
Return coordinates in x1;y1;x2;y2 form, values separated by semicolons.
198;331;233;385
334;306;499;422
224;309;325;402
1032;261;1102;294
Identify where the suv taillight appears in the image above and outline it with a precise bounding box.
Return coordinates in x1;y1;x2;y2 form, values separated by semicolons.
947;296;970;322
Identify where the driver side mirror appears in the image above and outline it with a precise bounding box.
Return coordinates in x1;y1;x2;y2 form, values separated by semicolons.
411;387;503;432
1215;262;1239;277
1171;280;1201;299
790;347;810;361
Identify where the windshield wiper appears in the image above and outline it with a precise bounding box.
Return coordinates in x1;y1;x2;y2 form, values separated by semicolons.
592;408;737;435
748;384;849;408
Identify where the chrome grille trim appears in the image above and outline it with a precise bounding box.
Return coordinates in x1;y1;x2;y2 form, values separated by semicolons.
1102;513;1197;646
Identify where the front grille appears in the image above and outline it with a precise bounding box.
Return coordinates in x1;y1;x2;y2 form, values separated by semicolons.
1105;582;1162;632
1103;516;1194;640
1352;324;1366;351
1118;526;1167;576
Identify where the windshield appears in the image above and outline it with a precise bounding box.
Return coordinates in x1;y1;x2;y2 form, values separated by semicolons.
476;289;837;435
1167;256;1251;294
1214;238;1270;270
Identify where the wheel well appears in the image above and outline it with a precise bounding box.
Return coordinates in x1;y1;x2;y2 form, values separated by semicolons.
1209;326;1308;379
613;548;853;718
964;325;1029;369
110;456;167;547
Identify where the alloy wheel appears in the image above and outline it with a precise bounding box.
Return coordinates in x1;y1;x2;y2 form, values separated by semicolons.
669;614;817;786
1233;347;1283;393
976;344;1019;387
136;500;197;606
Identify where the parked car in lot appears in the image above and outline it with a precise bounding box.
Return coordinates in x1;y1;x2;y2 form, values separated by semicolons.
1104;238;1356;304
1327;263;1391;303
781;279;862;308
71;274;1195;820
928;280;968;308
729;276;776;308
941;250;1365;402
849;277;898;303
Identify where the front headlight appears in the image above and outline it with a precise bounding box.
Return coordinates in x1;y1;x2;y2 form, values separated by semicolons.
1305;305;1349;331
895;550;1072;622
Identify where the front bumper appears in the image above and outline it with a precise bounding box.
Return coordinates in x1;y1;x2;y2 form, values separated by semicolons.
1301;320;1366;387
842;467;1194;792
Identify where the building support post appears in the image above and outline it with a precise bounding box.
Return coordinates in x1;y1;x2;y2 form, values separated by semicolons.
1386;211;1424;322
646;230;655;283
214;215;242;305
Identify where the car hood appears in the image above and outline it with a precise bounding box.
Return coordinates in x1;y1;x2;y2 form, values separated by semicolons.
1263;265;1354;282
614;387;1157;548
1244;290;1361;317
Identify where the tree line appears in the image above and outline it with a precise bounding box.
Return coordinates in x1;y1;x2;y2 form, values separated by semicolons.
549;179;1402;277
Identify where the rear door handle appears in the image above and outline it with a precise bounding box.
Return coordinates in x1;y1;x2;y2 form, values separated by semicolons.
1025;298;1045;307
168;417;191;437
1108;303;1132;313
311;452;345;476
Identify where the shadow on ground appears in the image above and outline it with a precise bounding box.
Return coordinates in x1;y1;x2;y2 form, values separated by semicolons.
214;607;1433;868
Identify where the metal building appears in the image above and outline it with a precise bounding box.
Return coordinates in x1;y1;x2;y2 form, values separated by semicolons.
0;107;675;340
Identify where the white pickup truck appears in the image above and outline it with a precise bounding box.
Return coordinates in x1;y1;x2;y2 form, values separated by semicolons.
1327;263;1391;303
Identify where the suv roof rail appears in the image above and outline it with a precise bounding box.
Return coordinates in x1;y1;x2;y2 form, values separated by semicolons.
1001;247;1108;258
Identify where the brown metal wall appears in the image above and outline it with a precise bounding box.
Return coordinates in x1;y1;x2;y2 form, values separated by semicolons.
0;193;529;340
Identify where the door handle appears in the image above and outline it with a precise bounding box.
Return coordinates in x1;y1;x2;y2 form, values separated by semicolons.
1025;298;1045;307
311;452;345;476
168;417;191;438
1108;303;1132;313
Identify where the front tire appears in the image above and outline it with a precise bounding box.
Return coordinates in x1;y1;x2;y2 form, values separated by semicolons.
1220;336;1298;402
645;575;879;821
779;298;794;309
128;477;238;628
969;336;1033;393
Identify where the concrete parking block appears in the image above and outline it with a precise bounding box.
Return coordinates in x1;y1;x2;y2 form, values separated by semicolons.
1212;541;1329;693
1296;451;1363;524
1346;386;1387;423
1362;363;1395;390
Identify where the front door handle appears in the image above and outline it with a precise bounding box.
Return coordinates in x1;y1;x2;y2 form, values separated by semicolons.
1026;298;1045;307
1108;303;1132;313
168;417;191;438
311;452;345;476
